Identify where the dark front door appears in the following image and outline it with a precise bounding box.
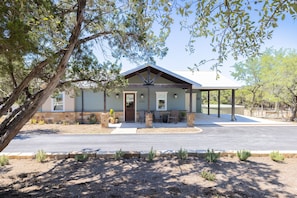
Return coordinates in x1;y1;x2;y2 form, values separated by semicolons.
125;93;135;122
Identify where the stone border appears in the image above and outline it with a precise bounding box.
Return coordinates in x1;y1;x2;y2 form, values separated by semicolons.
2;150;297;160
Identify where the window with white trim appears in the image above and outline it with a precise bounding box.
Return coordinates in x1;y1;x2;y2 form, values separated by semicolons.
156;92;167;111
52;92;64;111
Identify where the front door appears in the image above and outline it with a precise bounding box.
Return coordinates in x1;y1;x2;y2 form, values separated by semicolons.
125;93;135;122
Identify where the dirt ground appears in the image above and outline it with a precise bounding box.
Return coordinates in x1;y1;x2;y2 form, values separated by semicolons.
1;156;297;197
1;124;297;197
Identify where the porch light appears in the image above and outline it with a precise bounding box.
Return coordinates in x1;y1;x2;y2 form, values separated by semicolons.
174;93;178;99
116;93;120;99
140;93;144;99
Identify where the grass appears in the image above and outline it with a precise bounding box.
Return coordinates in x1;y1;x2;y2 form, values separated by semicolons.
0;155;9;166
36;150;47;163
237;150;251;161
270;151;285;162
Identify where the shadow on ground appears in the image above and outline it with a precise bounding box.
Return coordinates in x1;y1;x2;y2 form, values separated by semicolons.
0;157;295;197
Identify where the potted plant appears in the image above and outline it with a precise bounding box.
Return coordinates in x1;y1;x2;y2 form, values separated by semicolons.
109;109;115;123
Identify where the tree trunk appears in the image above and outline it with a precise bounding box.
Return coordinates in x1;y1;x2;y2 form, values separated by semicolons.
0;0;86;152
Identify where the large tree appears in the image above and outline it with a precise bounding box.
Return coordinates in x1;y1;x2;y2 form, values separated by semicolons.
0;0;171;151
0;0;296;151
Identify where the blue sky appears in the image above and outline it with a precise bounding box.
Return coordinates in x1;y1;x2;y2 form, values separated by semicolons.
96;13;297;82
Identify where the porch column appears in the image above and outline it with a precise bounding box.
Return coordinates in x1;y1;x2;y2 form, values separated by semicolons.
147;86;150;112
218;90;220;118
207;90;210;115
231;89;236;121
189;86;192;113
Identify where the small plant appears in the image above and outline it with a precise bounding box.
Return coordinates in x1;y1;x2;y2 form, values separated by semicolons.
177;148;188;160
0;155;9;166
147;147;156;162
30;118;37;124
36;149;47;163
114;149;124;160
201;170;216;181
270;151;285;162
237;150;251;161
75;154;89;162
88;114;97;124
205;149;220;163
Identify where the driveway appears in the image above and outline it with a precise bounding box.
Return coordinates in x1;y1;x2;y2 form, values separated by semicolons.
2;125;297;154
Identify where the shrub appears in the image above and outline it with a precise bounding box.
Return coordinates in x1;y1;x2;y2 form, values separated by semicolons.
88;114;97;124
201;170;216;181
270;151;285;162
36;150;47;163
147;147;156;162
205;149;220;163
177;148;188;160
75;154;89;162
237;150;251;161
114;149;124;160
0;155;9;166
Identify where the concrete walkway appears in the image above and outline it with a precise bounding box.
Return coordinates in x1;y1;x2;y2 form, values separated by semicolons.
109;113;294;133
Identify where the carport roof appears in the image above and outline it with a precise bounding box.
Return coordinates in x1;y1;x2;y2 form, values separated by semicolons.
122;63;241;90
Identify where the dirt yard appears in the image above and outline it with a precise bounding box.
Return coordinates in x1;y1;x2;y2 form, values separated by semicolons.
1;156;297;197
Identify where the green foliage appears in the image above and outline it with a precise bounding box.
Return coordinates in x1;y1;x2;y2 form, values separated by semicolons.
88;114;97;124
205;149;220;163
237;150;251;161
114;149;124;160
177;148;188;160
0;155;9;166
36;150;47;163
201;170;216;181
75;154;89;162
270;151;285;162
147;147;156;162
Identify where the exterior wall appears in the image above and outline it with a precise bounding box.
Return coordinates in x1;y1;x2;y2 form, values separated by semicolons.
40;92;75;112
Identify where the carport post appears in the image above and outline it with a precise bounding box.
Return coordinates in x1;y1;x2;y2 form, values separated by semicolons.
218;90;220;118
231;89;236;121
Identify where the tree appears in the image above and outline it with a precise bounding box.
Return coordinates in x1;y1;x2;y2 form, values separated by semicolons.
178;0;297;70
232;58;264;115
0;0;171;151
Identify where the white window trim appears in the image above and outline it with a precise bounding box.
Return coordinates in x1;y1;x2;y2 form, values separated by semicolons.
51;92;65;112
156;91;168;111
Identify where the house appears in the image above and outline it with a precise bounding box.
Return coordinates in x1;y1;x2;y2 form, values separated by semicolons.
33;64;241;125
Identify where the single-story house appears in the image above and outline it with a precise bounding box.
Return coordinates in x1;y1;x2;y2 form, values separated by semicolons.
33;64;241;124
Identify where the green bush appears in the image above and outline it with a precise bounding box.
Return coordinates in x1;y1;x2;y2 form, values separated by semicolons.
205;149;220;163
36;150;47;163
75;154;89;162
270;151;285;162
147;147;156;162
237;150;251;161
0;155;9;166
201;170;216;181
177;148;188;160
114;149;124;160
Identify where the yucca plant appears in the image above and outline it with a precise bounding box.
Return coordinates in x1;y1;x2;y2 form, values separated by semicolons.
0;155;9;166
270;151;285;162
177;148;188;160
147;147;156;162
201;170;216;181
36;149;47;163
75;154;89;162
205;149;220;163
114;149;124;160
237;150;251;161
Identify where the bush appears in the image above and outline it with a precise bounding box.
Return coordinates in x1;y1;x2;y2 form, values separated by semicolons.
114;149;124;160
147;147;156;162
201;170;216;181
270;151;285;162
205;149;220;163
36;150;47;163
0;155;9;166
237;150;251;161
177;148;188;160
75;154;89;162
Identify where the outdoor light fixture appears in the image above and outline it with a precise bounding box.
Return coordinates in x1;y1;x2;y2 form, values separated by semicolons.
174;93;178;99
116;93;119;99
140;93;144;99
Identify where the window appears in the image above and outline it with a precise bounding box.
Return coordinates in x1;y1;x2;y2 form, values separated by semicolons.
156;92;167;111
52;92;64;111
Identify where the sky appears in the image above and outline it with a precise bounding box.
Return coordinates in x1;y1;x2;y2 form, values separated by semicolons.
96;12;297;82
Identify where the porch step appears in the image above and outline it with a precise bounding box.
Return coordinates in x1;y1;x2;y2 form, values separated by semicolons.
111;128;137;134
